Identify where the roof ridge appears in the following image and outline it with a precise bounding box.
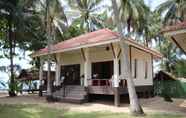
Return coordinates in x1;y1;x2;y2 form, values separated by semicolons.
104;28;120;37
55;29;110;46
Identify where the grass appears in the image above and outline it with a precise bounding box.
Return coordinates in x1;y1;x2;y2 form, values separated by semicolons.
0;104;184;118
0;104;62;118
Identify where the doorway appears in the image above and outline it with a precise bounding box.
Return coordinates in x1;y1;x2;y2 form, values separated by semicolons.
61;64;80;85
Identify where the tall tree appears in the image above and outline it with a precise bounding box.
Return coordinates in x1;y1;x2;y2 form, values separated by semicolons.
34;0;68;100
111;0;144;115
67;0;107;32
137;11;162;47
158;39;181;73
0;0;36;96
156;0;186;25
118;0;149;33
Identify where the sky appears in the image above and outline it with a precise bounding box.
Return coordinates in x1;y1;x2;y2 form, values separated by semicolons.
144;0;167;11
0;0;167;84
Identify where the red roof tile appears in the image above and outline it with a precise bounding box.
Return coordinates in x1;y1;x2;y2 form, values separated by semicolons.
162;20;186;32
33;29;119;56
32;28;162;58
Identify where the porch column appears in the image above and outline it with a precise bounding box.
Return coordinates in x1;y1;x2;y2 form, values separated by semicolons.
113;58;119;87
84;48;91;87
55;54;61;86
111;43;120;107
113;57;120;107
39;58;43;96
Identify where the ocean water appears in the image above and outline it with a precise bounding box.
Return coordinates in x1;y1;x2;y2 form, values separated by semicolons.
0;72;9;90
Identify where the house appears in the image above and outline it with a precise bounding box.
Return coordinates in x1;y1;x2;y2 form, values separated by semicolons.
32;28;162;106
17;69;55;93
162;20;186;54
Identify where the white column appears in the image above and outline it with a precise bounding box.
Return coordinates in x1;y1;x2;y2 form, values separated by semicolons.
39;58;44;86
84;48;91;87
120;51;125;79
113;58;119;87
55;54;61;86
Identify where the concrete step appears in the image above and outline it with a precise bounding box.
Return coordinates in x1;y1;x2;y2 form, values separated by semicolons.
53;95;88;104
66;86;85;90
52;85;88;104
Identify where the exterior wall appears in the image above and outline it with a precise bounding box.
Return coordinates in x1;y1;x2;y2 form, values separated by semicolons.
90;48;113;63
58;51;84;76
56;44;153;87
130;47;153;86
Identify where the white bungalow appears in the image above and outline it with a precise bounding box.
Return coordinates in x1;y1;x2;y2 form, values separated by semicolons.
32;29;162;106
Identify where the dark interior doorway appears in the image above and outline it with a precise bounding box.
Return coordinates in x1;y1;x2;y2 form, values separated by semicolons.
61;64;80;85
92;61;113;79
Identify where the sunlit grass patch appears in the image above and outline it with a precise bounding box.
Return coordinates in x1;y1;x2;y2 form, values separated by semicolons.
0;104;63;118
0;104;184;118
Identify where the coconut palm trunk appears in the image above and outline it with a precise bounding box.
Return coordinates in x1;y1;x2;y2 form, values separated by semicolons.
46;0;53;100
111;0;144;115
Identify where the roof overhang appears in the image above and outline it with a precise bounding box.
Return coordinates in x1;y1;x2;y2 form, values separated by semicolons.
32;37;120;57
164;29;186;54
162;21;186;54
32;29;162;59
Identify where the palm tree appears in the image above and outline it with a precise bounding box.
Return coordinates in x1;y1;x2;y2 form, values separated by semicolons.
0;0;36;96
137;11;162;47
111;0;144;115
159;40;180;73
34;0;68;100
117;0;149;33
66;0;107;32
156;0;186;25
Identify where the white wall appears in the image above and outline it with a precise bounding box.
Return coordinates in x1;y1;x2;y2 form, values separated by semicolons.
58;51;84;76
57;44;153;87
130;47;153;86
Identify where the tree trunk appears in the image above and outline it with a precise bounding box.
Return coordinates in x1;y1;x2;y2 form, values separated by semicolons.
46;0;53;101
145;37;149;47
46;56;52;98
111;0;144;115
8;16;16;97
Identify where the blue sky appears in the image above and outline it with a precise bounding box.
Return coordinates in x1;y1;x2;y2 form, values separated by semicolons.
0;0;166;83
144;0;167;10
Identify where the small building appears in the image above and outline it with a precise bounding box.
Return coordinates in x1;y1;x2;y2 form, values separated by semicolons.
32;29;162;105
17;69;55;93
154;71;186;99
162;20;186;54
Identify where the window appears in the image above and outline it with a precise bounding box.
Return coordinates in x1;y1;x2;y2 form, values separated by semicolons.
119;60;121;75
133;59;137;79
145;61;148;79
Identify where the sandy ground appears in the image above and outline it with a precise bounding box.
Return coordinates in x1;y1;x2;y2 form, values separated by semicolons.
0;93;186;116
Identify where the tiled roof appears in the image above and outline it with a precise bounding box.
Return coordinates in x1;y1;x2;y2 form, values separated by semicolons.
32;28;162;58
162;20;186;32
33;29;119;56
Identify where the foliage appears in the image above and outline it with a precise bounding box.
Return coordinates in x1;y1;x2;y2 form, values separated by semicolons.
157;39;186;77
67;0;107;32
136;11;163;47
8;79;22;94
56;25;85;42
118;0;149;32
156;0;186;25
173;59;186;78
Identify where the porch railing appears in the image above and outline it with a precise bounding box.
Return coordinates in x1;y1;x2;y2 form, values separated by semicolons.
88;79;111;86
88;79;127;87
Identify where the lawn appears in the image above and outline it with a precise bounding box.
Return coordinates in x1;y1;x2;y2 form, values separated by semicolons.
0;104;184;118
